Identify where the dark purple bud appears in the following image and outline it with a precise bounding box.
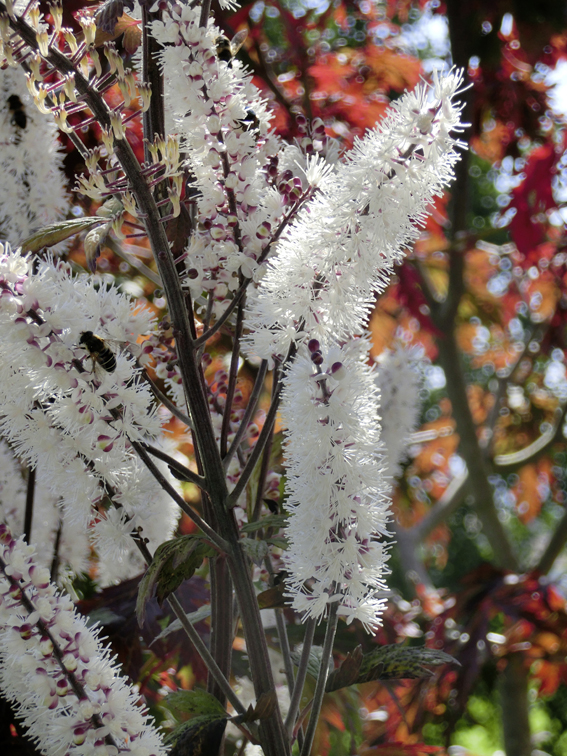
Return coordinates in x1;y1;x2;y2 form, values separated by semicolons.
256;221;271;239
19;623;33;640
330;362;347;380
311;118;325;137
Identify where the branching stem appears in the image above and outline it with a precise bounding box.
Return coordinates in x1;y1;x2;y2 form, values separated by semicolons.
132;440;227;551
228;380;283;507
224;360;268;470
220;299;245;458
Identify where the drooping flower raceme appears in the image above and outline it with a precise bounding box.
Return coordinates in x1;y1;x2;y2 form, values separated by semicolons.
0;524;166;756
280;338;391;628
0;245;177;584
244;70;467;364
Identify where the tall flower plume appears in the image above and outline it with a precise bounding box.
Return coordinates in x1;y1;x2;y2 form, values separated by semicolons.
246;70;466;628
280;337;391;629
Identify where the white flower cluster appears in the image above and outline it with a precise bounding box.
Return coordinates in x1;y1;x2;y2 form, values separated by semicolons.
0;245;177;584
245;70;465;628
0;524;166;756
374;345;423;480
280;338;391;628
0;66;69;246
152;3;327;320
244;70;466;363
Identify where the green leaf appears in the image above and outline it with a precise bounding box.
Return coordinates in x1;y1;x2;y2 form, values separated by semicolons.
240;514;288;533
166;715;227;756
164;690;227;720
266;536;288;549
136;535;215;625
325;645;460;692
20;217;104;253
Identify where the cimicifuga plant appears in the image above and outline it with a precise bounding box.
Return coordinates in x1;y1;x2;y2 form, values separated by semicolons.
0;1;466;754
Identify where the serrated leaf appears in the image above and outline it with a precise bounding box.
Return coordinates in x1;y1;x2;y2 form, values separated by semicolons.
20;217;103;253
164;690;227;720
150;604;211;645
166;715;227;756
241;537;268;565
325;645;459;692
241;514;288;533
136;536;214;625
